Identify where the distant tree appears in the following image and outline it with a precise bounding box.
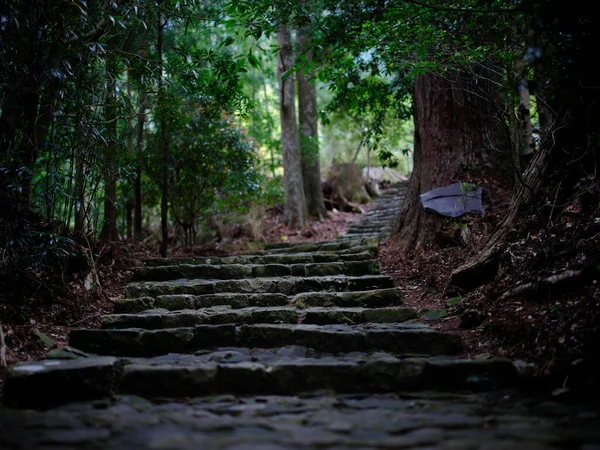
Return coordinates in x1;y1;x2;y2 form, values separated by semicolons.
278;24;308;229
297;24;327;220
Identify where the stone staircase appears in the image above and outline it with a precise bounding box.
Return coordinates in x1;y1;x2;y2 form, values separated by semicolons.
342;183;406;240
4;184;521;409
2;184;600;449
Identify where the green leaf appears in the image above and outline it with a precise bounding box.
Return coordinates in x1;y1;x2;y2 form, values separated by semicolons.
221;36;235;47
247;54;259;68
446;296;464;307
420;310;447;321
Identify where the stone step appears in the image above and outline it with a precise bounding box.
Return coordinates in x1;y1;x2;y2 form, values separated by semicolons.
67;323;462;357
290;287;404;308
144;248;377;268
264;239;378;254
3;353;520;408
101;306;418;329
114;287;405;314
114;293;290;313
340;233;383;240
132;260;380;282
124;274;395;298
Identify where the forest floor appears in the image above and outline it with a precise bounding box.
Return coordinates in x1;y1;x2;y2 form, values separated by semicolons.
1;186;599;402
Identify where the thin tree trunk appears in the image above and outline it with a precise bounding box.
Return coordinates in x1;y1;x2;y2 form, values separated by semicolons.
134;91;146;241
158;18;169;257
297;25;327;220
99;57;119;241
277;24;307;229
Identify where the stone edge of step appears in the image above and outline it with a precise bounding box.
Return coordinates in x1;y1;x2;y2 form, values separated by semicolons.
3;354;531;409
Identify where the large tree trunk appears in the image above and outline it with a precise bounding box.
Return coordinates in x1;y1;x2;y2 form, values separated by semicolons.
296;26;327;220
277;25;307;229
453;1;600;290
391;71;511;253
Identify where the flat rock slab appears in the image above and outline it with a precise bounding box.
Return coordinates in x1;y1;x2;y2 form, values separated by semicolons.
102;307;299;329
291;287;404;308
3;357;122;409
101;306;418;329
114;293;290;314
302;307;418;324
114;287;405;314
264;238;379;254
132;260;380;282
144;247;378;267
5;353;523;407
68;323;462;357
2;392;599;448
124;275;395;298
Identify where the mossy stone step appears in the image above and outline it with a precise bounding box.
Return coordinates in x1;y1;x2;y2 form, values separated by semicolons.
114;293;289;314
114;287;404;314
302;307;417;324
145;247;378;267
264;239;379;254
4;353;519;408
68;323;462;357
291;287;404;308
101;306;417;329
132;260;381;282
102;307;299;329
340;233;382;240
124;275;395;298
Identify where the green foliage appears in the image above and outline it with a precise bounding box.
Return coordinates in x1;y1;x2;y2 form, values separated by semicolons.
446;296;464;307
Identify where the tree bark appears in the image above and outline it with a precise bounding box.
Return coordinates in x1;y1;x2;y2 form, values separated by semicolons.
277;25;307;229
297;26;327;220
134;91;147;241
158;18;169;257
99;57;120;242
391;71;511;253
451;146;548;289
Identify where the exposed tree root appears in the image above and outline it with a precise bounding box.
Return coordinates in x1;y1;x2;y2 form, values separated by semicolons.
498;269;584;301
451;147;550;290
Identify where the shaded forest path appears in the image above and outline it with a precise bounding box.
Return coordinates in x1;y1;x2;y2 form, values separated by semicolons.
1;184;600;449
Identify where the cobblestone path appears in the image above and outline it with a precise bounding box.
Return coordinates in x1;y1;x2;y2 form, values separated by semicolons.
1;184;599;449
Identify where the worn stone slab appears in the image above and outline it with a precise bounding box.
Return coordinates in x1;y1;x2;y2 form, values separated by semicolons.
134;261;382;283
102;307;299;329
291;287;404;308
4;355;526;408
145;249;378;268
125;275;395;298
3;357;122;409
238;324;462;355
67;323;459;357
114;293;289;314
422;358;519;389
302;307;417;325
3;391;599;447
68;325;237;356
265;239;378;254
120;362;219;397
